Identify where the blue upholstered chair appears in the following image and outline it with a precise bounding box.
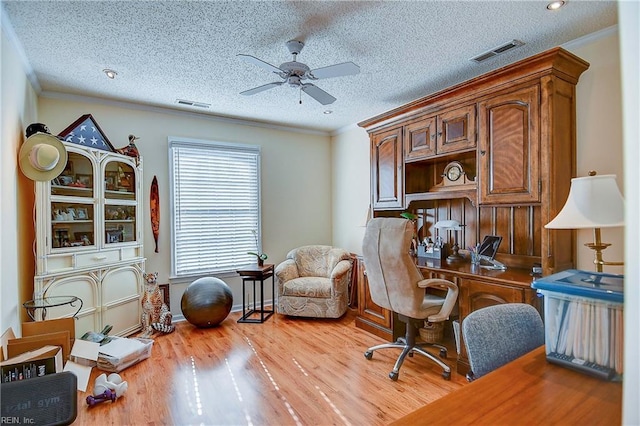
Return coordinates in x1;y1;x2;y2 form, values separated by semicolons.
462;303;544;381
362;217;458;381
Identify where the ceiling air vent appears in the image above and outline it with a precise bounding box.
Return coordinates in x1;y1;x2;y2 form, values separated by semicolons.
470;40;525;63
176;99;211;109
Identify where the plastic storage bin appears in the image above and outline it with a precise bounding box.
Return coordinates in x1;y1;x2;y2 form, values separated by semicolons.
532;269;623;380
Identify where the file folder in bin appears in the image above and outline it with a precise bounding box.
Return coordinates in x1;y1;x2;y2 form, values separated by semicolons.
532;269;623;380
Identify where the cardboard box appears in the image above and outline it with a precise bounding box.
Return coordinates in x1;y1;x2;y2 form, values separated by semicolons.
22;317;75;346
1;345;63;382
8;330;71;361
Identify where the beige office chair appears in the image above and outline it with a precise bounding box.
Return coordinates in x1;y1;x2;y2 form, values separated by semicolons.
362;217;458;381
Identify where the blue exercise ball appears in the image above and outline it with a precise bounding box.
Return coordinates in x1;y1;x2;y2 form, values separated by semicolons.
181;277;233;327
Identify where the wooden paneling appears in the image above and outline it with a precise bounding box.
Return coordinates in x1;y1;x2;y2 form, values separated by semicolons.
436;104;476;154
478;84;541;204
371;127;403;209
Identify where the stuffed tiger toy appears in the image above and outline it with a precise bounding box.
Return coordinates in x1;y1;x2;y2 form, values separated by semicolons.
140;272;175;337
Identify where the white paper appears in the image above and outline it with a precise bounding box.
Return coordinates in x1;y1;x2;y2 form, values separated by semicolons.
70;339;100;361
64;360;93;392
98;337;145;359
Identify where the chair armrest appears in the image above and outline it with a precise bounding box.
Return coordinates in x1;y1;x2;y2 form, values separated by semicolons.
275;259;299;285
418;278;459;323
330;259;352;280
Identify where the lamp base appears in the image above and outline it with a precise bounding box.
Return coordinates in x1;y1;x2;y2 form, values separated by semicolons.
447;243;463;261
585;228;623;272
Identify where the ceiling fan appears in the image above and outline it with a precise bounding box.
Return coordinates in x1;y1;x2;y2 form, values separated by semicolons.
238;40;360;105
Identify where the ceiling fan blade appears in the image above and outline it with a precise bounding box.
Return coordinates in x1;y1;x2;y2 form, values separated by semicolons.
237;54;283;74
308;62;360;80
301;83;336;105
240;82;284;96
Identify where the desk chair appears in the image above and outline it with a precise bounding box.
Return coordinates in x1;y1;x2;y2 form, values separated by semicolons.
462;303;544;381
362;217;458;381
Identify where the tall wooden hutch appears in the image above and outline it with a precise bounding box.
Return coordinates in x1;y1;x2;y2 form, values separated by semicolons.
356;47;589;374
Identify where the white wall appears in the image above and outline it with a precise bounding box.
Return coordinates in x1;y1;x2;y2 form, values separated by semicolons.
37;96;333;316
1;25;38;336
564;27;625;274
330;124;370;255
618;2;640;423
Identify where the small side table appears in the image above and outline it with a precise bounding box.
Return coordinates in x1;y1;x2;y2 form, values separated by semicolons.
236;264;275;323
23;295;83;321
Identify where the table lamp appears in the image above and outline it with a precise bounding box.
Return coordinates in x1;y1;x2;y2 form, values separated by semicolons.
434;220;464;261
545;172;624;272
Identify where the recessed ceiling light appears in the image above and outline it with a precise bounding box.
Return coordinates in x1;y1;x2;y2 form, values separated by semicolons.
323;110;333;115
103;69;118;79
546;1;566;10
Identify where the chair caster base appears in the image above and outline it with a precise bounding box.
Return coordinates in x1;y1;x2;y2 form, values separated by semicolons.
364;351;373;360
440;348;447;358
389;371;399;381
442;370;451;380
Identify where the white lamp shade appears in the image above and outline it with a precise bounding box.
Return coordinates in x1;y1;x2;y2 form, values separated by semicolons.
545;174;624;229
434;220;462;230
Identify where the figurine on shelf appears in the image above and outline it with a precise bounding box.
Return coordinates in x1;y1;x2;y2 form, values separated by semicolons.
116;134;140;165
65;207;76;221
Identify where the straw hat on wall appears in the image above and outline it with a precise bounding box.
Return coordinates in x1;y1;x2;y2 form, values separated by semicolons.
18;123;68;181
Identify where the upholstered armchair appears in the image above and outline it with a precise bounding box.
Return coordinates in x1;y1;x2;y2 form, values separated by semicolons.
275;245;353;318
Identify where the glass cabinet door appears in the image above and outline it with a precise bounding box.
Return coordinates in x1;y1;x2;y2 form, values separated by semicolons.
103;159;137;245
51;201;95;248
104;204;137;244
104;160;135;201
50;151;95;249
51;151;94;197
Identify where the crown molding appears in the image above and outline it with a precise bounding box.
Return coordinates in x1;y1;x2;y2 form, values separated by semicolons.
562;25;618;50
39;91;331;137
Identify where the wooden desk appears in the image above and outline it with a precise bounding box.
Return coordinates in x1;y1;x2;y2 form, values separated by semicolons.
390;346;622;425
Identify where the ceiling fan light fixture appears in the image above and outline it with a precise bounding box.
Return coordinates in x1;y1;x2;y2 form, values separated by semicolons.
103;69;118;79
238;39;359;106
546;1;566;10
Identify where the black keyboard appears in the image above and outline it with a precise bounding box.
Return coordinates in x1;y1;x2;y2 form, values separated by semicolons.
547;352;615;380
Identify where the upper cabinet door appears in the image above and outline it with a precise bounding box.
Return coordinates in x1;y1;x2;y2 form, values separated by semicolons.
404;116;437;161
436;104;477;155
371;127;404;210
478;85;541;204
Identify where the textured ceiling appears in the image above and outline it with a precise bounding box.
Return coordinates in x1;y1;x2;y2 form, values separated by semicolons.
2;0;617;134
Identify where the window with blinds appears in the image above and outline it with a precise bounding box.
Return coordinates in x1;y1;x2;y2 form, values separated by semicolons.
169;138;261;277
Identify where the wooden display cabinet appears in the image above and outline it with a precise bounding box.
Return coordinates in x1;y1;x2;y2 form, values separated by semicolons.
357;47;589;375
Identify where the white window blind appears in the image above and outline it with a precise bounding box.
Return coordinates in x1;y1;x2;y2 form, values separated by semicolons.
169;138;261;277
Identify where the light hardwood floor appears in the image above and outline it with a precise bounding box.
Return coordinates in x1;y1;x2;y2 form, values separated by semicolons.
75;309;467;425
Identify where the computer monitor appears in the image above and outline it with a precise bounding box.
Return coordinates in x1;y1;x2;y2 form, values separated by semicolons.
477;236;506;270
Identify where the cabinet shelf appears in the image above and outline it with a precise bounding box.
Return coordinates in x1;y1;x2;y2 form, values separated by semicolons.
405;188;477;207
52;220;92;225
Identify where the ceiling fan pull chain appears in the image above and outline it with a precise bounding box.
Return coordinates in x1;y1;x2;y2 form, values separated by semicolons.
299;88;302;105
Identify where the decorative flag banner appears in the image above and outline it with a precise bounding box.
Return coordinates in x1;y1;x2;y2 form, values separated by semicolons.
57;114;115;152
